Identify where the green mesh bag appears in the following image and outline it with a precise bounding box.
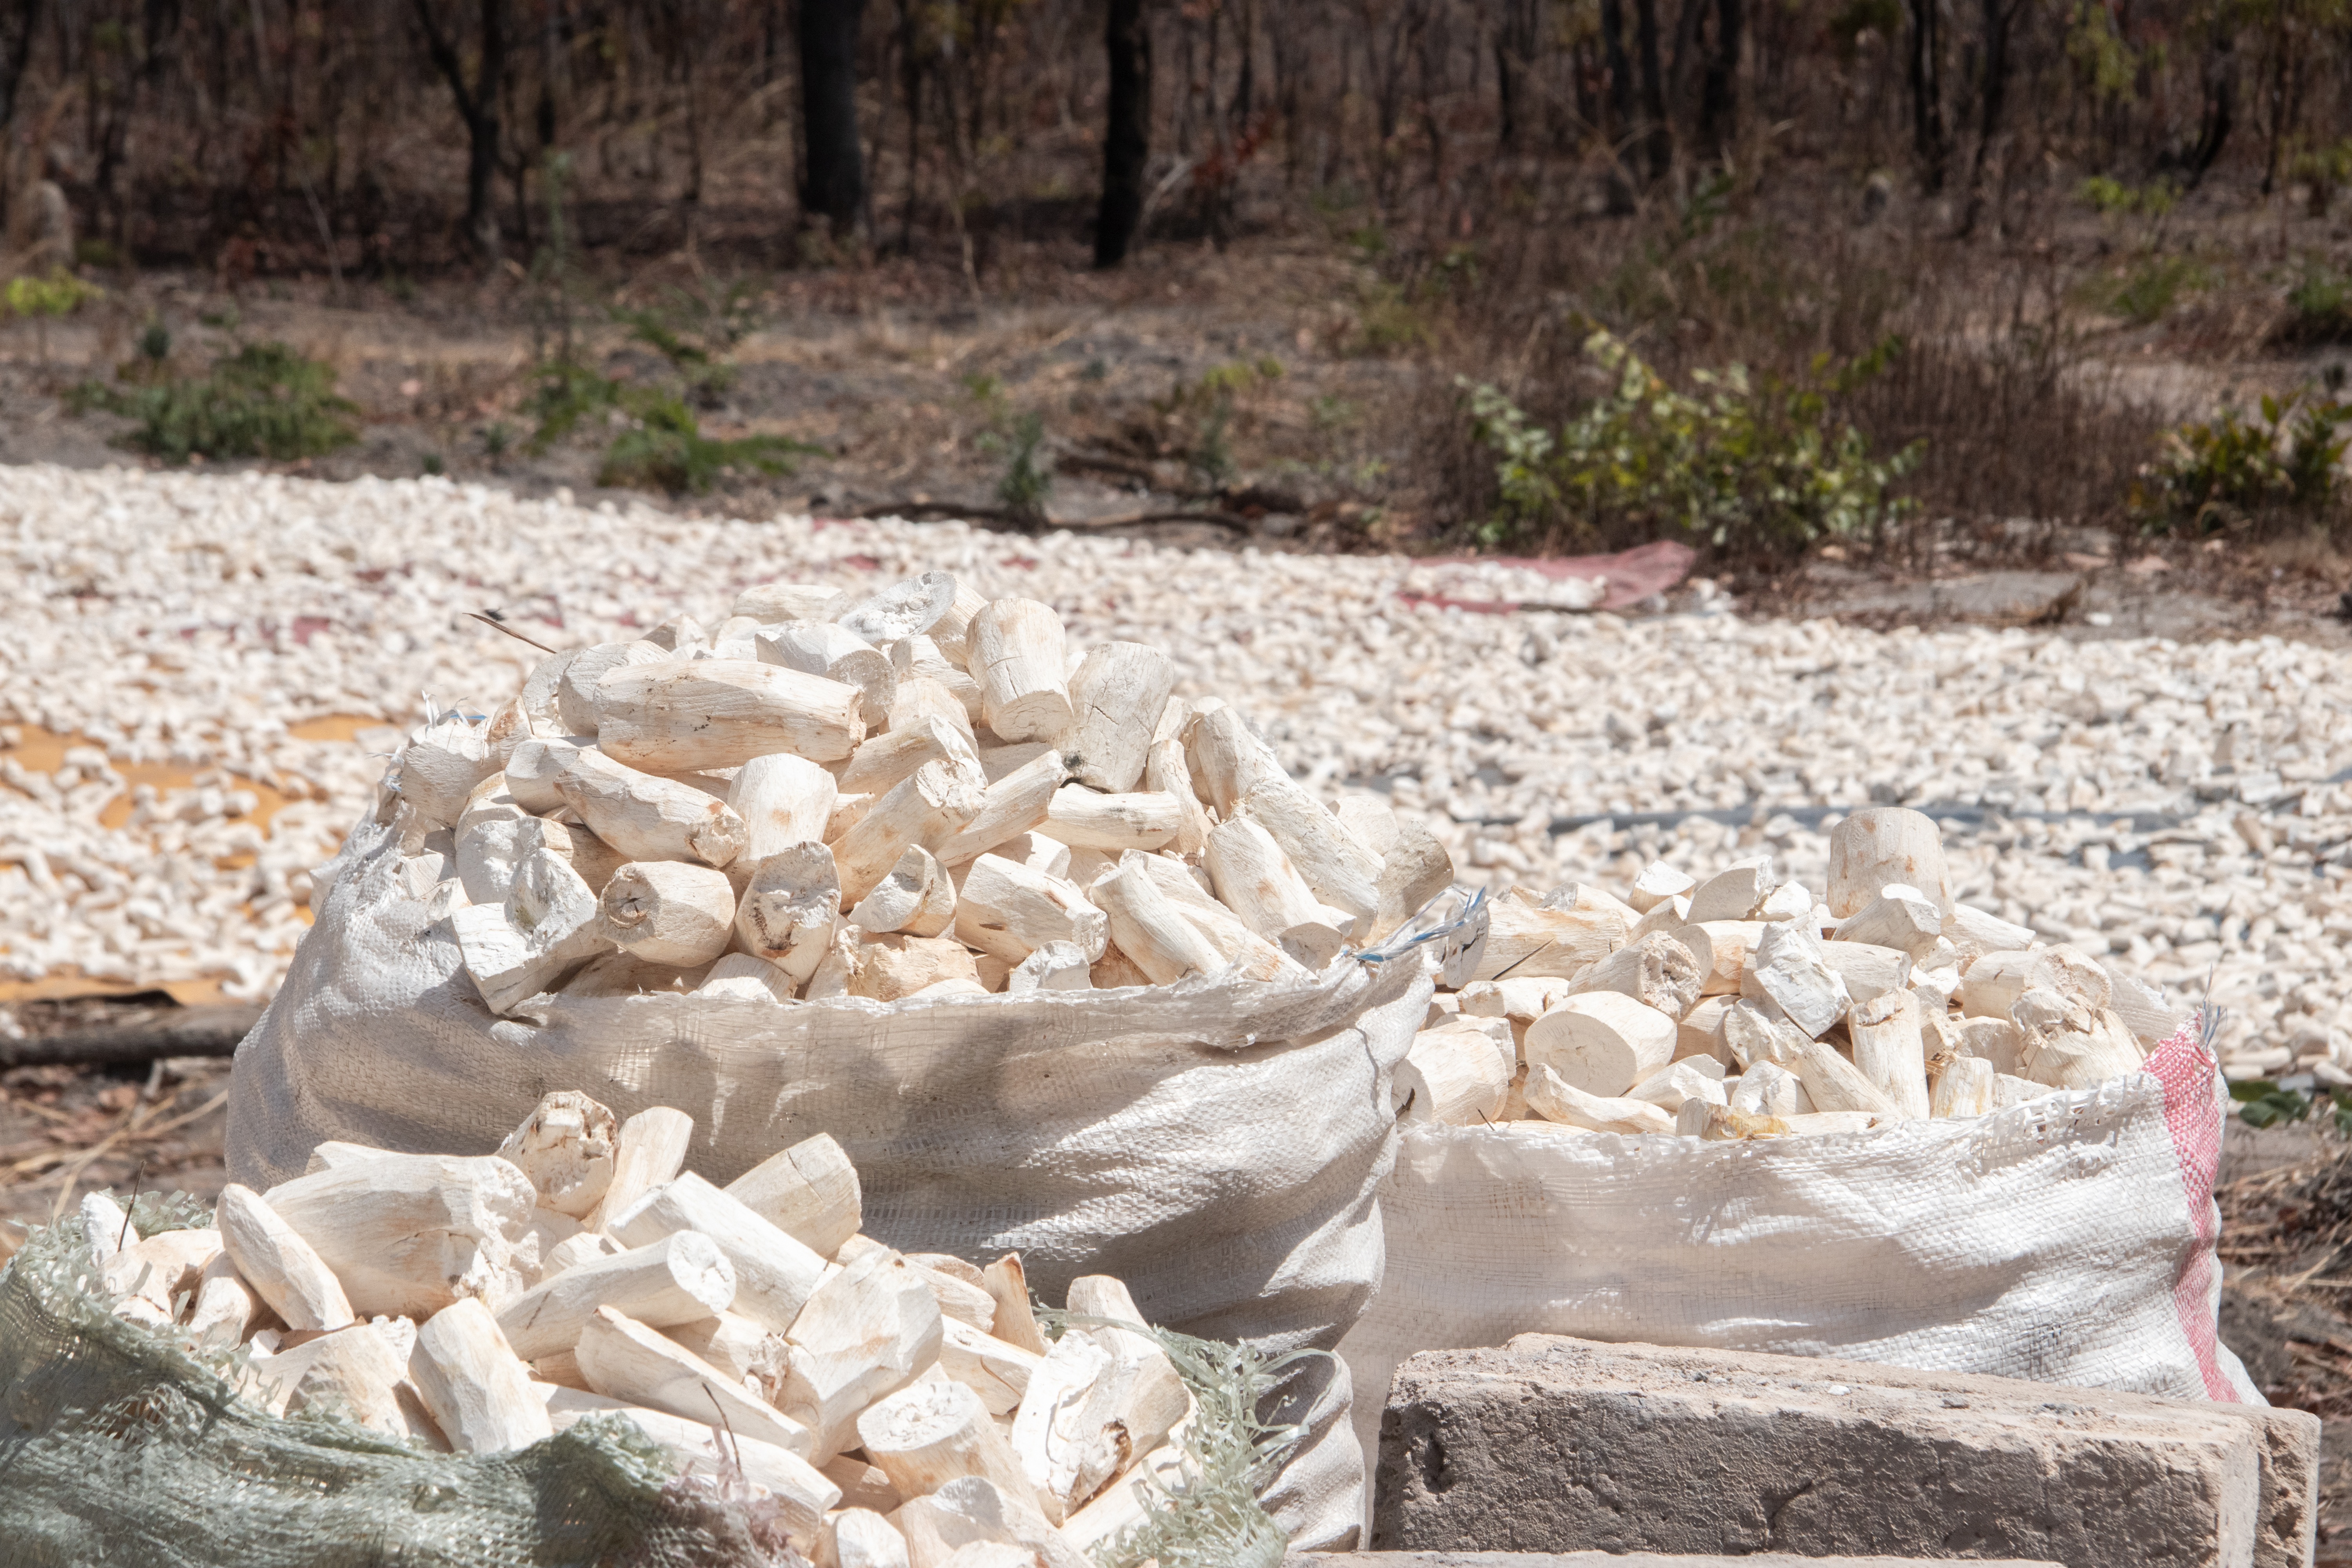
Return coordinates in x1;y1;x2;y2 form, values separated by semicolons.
0;1212;791;1568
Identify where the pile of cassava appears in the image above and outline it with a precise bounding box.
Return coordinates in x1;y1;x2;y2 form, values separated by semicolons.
396;570;1453;1014
83;1093;1186;1568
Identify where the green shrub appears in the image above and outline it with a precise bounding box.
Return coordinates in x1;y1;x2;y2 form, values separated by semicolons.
2134;387;2348;532
72;340;359;463
2283;263;2352;344
2104;255;2209;325
1459;328;1919;554
595;391;814;494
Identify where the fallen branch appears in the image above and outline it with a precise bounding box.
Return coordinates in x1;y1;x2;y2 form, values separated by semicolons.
0;1004;262;1069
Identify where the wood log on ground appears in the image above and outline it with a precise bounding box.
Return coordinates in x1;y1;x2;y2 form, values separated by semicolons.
575;1305;815;1455
595;657;866;771
833;760;987;906
953;853;1108;964
410;1297;551;1454
598;860;739;965
265;1152;533;1318
1849;989;1930;1120
850;845;958;936
1057;642;1175;793
725;1132;862;1258
609;1171;828;1335
556;749;748;867
1523;991;1679;1098
775;1245;946;1460
932;750;1070;867
966;599;1074;742
1828;806;1954;916
728;753;838;859
492;1230;737;1360
857;1377;1037;1505
735;842;842;984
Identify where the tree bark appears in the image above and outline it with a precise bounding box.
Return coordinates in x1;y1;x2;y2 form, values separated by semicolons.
1633;0;1671;181
1906;0;1946;191
411;0;509;263
1697;0;1740;159
1095;0;1150;267
2183;33;2233;189
799;0;868;232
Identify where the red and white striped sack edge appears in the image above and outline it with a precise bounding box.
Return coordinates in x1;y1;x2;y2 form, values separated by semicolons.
1340;1022;2258;1503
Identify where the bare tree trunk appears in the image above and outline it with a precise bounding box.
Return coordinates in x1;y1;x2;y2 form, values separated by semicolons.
1095;0;1149;267
1906;0;1946;191
1633;0;1671;181
412;0;510;263
1697;0;1739;159
799;0;867;233
1959;0;2019;233
2183;31;2232;189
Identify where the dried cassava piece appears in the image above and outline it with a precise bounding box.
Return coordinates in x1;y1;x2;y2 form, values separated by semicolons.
967;599;1074;742
595;658;865;771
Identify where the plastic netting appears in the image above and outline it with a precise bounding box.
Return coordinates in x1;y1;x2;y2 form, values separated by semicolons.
0;1211;788;1568
0;1207;1303;1568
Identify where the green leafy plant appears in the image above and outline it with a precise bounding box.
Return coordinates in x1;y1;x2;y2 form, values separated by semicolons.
1460;328;1919;554
2282;263;2352;344
595;391;813;494
5;267;105;364
71;340;359;463
2231;1078;2352;1136
2134;386;2350;532
2104;255;2210;325
967;375;1056;524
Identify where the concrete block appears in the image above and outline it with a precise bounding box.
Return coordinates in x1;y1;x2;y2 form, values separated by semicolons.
1295;1556;2063;1567
1373;1335;2319;1568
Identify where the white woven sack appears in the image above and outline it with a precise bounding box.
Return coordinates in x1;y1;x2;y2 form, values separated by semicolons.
229;813;1426;1361
1339;1028;2259;1509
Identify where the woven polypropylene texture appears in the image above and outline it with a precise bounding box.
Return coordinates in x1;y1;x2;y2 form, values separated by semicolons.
229;814;1428;1359
0;1216;781;1568
1338;1028;2260;1526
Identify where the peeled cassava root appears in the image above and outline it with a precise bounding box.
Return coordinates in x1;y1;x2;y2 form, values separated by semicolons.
398;572;1453;1016
1419;806;2177;1142
89;1091;1194;1566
